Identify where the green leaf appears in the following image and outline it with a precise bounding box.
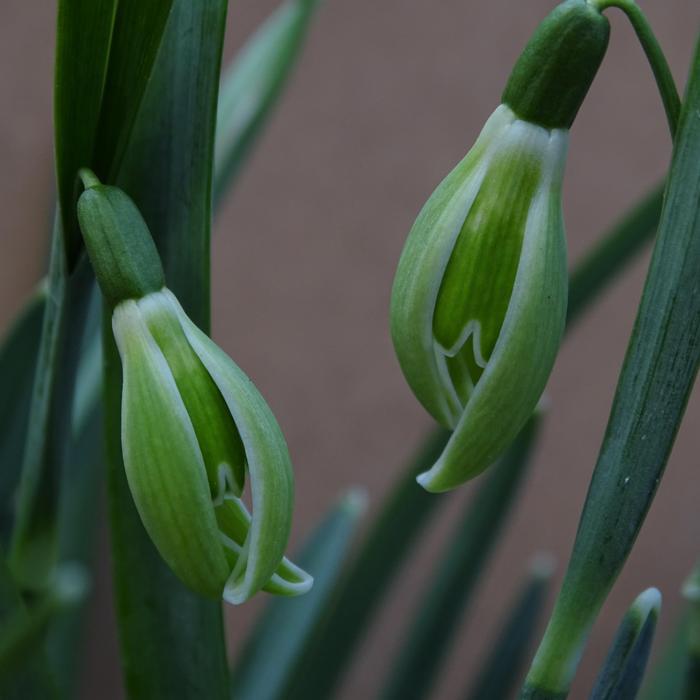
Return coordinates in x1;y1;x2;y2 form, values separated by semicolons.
92;1;175;182
54;0;174;268
282;429;450;699
590;588;661;700
10;0;177;589
0;550;57;700
231;490;366;700
382;414;541;700
8;231;93;590
465;556;553;700
522;34;700;699
0;562;88;684
213;0;322;204
54;0;116;267
0;285;46;544
639;615;689;700
45;297;104;696
102;1;231;697
682;563;700;700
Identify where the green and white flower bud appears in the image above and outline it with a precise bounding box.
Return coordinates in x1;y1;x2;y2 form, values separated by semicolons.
390;1;609;492
77;171;312;603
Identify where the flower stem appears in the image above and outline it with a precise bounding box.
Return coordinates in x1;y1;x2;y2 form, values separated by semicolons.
591;0;681;136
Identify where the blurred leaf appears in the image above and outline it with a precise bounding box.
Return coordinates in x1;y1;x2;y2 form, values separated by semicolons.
44;293;104;696
54;0;116;267
382;414;542;700
55;0;174;267
102;2;231;697
213;0;322;204
92;1;175;182
8;235;92;590
682;562;700;699
232;490;366;700
0;549;58;699
523;36;700;699
0;562;88;683
282;430;450;699
640;616;689;700
465;556;553;700
0;285;46;544
10;0;177;590
590;588;660;700
45;405;103;696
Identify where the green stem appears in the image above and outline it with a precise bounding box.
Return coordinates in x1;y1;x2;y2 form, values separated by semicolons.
592;0;681;135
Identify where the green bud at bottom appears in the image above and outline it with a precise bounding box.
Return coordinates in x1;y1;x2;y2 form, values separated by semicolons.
113;288;312;603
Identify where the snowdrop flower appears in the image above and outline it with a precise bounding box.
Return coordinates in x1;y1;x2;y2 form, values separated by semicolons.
77;171;312;603
390;0;609;491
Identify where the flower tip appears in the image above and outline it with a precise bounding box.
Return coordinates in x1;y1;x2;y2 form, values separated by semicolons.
342;487;369;516
223;558;314;605
633;587;662;619
288;570;314;597
415;467;447;494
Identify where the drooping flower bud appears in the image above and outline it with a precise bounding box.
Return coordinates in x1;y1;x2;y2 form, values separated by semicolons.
390;0;609;492
77;170;312;603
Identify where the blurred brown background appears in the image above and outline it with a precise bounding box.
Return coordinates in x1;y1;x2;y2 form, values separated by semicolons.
1;1;699;698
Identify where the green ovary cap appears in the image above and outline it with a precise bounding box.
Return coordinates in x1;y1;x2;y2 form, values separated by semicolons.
502;0;610;129
77;172;165;307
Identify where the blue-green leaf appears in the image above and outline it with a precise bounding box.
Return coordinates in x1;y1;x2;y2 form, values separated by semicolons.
213;0;322;204
231;490;366;700
522;32;700;700
54;0;116;267
281;430;450;699
103;1;231;697
382;414;541;700
0;285;46;544
465;556;553;700
590;588;661;700
682;563;700;699
639;616;689;700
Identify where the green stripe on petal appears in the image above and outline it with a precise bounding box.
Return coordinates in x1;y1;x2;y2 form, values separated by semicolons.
137;291;247;498
390;105;516;427
433;128;545;404
169;292;308;603
418;127;568;491
113;300;230;597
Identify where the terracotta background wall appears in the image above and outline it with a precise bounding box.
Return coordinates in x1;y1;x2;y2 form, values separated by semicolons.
1;1;699;698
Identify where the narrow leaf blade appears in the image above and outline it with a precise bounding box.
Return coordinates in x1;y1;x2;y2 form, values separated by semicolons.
103;2;231;697
590;588;661;700
283;429;450;699
523;34;700;698
92;0;175;181
231;490;366;700
54;0;116;265
382;415;542;700
214;0;322;204
465;556;553;700
0;286;46;544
